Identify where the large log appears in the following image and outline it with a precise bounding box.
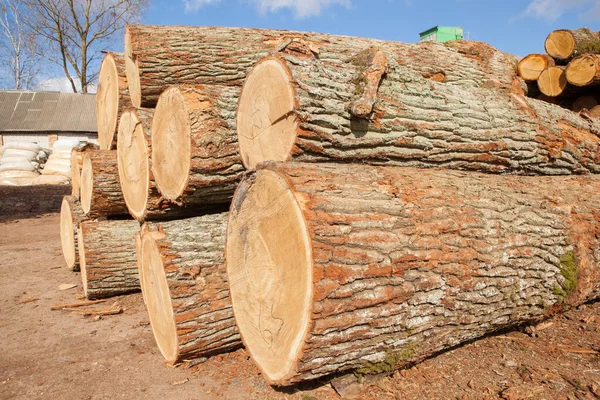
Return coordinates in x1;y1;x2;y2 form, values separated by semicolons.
226;161;600;385
517;53;555;81
150;85;243;209
545;28;600;62
80;150;128;217
78;219;140;299
566;54;600;87
96;52;132;150
125;25;518;108
70;142;99;198
59;196;87;271
140;213;241;365
237;52;600;174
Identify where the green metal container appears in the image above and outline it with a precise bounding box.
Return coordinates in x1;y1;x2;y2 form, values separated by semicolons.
419;26;464;43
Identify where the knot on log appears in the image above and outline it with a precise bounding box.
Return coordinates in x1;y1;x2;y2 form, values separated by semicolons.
349;47;388;119
276;37;320;57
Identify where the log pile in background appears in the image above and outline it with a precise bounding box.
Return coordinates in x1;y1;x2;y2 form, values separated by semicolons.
518;28;600;113
55;23;600;389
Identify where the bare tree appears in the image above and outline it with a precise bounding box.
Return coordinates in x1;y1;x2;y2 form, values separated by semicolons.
0;0;39;90
24;0;148;93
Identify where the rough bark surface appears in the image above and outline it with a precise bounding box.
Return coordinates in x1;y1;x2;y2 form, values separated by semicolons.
78;219;140;299
97;52;132;150
82;150;129;218
125;25;518;107
59;195;88;271
141;213;241;364
151;85;243;209
238;51;600;175
229;162;600;385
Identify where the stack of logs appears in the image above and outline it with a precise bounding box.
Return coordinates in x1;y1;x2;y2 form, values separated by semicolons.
517;28;600;116
58;25;600;387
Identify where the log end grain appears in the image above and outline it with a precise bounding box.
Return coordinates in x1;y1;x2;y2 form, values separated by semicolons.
140;230;179;363
517;54;554;81
124;27;143;109
60;196;81;270
80;153;94;214
151;87;191;200
237;57;297;169
538;66;567;97
226;169;312;383
97;54;121;150
545;30;576;61
566;54;600;87
117;109;150;220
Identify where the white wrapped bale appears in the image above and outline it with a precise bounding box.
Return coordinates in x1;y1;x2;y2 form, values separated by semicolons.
2;148;37;160
0;162;36;173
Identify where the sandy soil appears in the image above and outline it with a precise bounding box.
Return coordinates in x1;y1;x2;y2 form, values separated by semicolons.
0;186;599;400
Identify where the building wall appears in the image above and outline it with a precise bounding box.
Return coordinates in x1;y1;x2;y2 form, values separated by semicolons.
420;26;463;43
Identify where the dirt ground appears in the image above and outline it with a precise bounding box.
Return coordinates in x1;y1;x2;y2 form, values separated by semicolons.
0;186;599;400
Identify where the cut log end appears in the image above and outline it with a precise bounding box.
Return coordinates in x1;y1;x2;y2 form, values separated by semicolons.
573;96;598;112
538;66;567;97
227;169;312;383
80;154;93;214
151;87;191;200
70;151;82;198
60;197;77;270
566;54;600;87
517;54;554;81
141;231;178;363
77;227;90;296
237;58;297;169
97;54;121;150
124;28;142;109
117;110;150;220
545;30;576;61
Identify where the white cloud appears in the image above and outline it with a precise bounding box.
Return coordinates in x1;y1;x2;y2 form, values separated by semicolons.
182;0;350;17
251;0;350;18
183;0;222;13
522;0;600;21
37;77;97;93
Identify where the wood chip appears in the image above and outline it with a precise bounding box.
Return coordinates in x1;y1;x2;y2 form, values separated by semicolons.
58;283;77;291
171;378;189;386
59;302;123;317
17;297;39;304
50;300;107;310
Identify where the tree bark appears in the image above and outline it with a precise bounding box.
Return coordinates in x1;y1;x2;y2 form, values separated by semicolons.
237;53;600;174
226;161;600;385
97;53;132;150
139;212;241;365
517;53;555;81
59;196;88;271
566;54;600;87
150;85;243;211
78;219;140;299
80;150;128;218
545;28;600;62
125;25;518;108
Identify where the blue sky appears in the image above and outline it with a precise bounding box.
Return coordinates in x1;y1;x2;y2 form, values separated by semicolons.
142;0;600;57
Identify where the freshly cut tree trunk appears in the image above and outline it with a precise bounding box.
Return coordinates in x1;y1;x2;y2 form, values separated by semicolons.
517;53;555;81
537;66;568;97
226;161;600;385
151;85;243;209
545;28;600;62
80;150;128;218
566;54;600;87
125;25;518;108
140;213;241;365
97;53;132;150
78;219;140;299
237;53;600;174
135;230;146;305
573;96;598;112
59;196;88;271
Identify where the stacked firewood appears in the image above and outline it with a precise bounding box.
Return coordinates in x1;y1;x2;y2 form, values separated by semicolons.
58;25;600;387
518;28;600;115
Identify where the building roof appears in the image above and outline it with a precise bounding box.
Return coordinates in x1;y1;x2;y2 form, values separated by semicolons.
419;26;463;37
0;90;97;133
